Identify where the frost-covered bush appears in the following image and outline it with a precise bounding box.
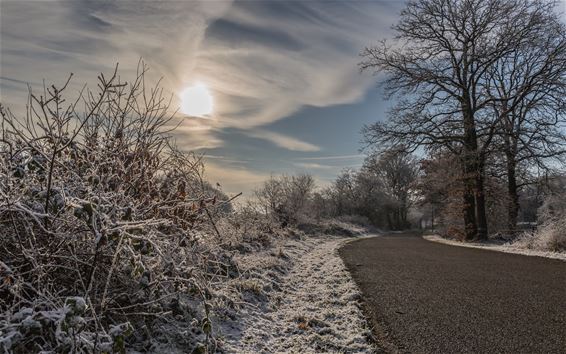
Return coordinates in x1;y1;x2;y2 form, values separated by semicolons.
335;215;372;228
513;221;566;252
215;201;285;252
0;64;234;352
513;191;566;252
0;299;130;353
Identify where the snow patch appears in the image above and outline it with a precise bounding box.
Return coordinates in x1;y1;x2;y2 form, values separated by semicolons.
424;235;566;261
216;235;376;353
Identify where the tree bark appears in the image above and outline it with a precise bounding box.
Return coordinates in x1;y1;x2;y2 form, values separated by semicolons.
505;151;519;235
431;204;435;232
461;99;481;241
475;160;488;241
462;161;478;241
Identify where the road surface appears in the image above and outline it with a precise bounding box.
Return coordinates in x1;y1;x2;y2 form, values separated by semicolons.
339;232;566;354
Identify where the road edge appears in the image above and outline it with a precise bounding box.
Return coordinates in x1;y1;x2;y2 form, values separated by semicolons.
338;234;403;354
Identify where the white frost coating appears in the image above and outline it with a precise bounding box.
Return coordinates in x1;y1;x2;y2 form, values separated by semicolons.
65;296;87;314
424;235;566;261
218;236;375;353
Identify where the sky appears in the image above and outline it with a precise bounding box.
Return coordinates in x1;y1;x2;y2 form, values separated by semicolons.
0;0;405;197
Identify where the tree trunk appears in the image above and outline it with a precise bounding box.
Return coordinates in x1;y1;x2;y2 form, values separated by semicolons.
475;160;488;241
506;151;519;235
431;204;435;232
462;161;478;241
461;99;480;241
501;109;519;237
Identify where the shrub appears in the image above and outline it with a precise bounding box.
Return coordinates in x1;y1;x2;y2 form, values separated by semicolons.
0;63;231;352
216;201;284;251
513;191;566;252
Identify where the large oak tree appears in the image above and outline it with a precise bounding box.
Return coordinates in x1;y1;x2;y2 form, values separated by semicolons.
361;0;563;240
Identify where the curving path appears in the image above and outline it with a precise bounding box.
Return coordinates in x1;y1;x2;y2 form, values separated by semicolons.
339;232;566;354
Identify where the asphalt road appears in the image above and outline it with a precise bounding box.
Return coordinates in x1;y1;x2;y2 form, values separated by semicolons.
339;233;566;354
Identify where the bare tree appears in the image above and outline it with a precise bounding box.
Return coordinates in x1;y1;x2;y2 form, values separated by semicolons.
361;0;561;240
255;174;316;225
330;169;359;216
362;150;420;230
418;151;466;235
485;16;566;234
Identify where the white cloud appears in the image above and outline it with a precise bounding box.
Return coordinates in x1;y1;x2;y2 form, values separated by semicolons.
297;154;364;161
192;3;393;133
293;162;333;169
247;130;320;152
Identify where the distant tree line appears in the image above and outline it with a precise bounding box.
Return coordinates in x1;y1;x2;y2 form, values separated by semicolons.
320;150;420;230
254;150;420;232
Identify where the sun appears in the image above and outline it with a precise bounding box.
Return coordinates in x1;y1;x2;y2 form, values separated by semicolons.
180;83;213;117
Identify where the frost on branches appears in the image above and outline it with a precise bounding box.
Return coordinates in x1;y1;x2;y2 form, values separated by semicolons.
0;63;239;352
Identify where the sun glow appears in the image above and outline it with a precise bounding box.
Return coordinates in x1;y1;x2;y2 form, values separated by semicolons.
180;83;213;117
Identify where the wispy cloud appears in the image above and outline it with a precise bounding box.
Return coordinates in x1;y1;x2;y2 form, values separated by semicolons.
247;130;320;152
297;154;364;161
1;0;397;152
293;162;333;170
